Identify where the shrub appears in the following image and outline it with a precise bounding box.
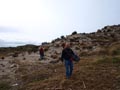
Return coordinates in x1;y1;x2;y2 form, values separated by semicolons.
0;82;11;90
112;57;120;64
96;57;110;64
1;57;4;60
61;36;65;39
55;44;60;47
23;57;26;60
56;38;61;41
44;46;49;52
96;57;120;64
80;52;88;56
12;52;19;57
98;49;109;55
112;49;120;55
51;54;58;59
97;29;102;33
75;46;80;50
51;40;55;43
42;42;48;45
72;31;77;35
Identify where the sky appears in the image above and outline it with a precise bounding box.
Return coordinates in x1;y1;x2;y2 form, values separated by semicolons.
0;0;120;47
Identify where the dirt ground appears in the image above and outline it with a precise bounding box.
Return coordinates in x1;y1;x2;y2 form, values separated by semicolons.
0;53;120;90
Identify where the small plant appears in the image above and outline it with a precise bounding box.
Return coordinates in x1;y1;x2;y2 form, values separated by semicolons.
23;57;26;60
75;46;80;50
0;82;11;90
96;57;110;64
110;34;115;38
42;42;48;45
96;57;120;64
55;38;61;41
44;46;49;52
112;57;120;64
12;52;19;57
51;40;55;43
97;29;102;33
1;57;4;60
112;49;120;55
51;54;58;59
55;44;60;47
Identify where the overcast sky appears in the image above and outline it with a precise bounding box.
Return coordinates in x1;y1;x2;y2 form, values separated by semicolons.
0;0;120;47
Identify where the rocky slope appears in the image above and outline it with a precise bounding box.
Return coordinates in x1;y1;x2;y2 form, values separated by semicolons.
0;25;120;90
42;25;120;61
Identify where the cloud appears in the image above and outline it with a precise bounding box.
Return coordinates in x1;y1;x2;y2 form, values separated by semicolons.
0;39;28;47
0;27;20;33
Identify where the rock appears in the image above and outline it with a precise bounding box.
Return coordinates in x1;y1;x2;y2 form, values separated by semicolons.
51;54;58;59
54;69;57;72
12;83;18;87
10;64;17;68
12;53;19;57
72;31;77;35
0;64;5;67
116;75;120;79
49;60;60;64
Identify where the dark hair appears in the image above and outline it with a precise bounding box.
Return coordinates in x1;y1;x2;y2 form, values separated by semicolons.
61;43;66;48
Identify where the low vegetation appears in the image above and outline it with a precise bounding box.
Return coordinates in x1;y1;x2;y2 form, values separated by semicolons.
0;82;11;90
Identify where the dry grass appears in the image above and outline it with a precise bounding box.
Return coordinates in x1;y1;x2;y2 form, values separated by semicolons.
108;42;120;55
16;56;120;90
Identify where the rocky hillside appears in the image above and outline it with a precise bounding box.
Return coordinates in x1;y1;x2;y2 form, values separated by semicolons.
1;25;120;59
41;25;120;61
0;25;120;90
